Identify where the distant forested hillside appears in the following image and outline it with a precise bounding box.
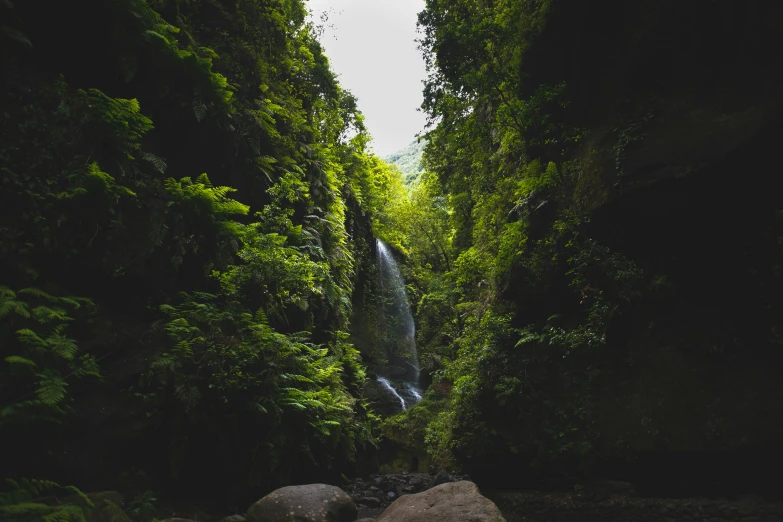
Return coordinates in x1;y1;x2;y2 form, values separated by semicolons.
385;139;426;185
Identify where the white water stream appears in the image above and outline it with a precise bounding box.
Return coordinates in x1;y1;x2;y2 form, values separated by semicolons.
378;376;407;410
375;239;423;410
376;239;419;372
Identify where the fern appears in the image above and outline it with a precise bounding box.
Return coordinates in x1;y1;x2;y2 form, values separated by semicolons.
17;288;56;301
30;306;72;324
5;355;36;367
0;287;30;319
142;152;168;174
48;336;78;360
16;328;45;347
0;479;90;522
35;371;68;406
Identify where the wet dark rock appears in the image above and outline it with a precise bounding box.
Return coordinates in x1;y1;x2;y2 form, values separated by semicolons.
386;366;408;378
361;497;381;507
432;470;456;487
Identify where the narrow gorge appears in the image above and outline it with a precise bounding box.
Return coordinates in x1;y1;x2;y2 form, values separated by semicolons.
1;0;783;521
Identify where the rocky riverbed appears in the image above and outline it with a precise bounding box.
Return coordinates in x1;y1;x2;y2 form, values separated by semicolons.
343;470;468;519
76;473;783;521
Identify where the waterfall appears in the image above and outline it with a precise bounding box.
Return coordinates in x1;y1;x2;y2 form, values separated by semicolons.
401;382;422;402
378;377;407;410
375;239;423;411
376;239;419;372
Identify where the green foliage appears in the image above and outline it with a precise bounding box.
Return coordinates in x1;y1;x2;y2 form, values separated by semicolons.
0;287;98;425
384;139;427;186
125;490;158;522
0;479;91;522
146;291;373;485
379;0;651;482
613;107;657;178
381;391;448;460
0;0;392;507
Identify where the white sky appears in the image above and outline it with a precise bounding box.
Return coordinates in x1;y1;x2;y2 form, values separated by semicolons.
306;0;427;157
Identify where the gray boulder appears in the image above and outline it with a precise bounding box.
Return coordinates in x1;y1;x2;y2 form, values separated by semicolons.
247;483;357;522
375;481;505;522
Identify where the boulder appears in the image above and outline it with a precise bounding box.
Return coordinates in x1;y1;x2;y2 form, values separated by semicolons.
375;481;505;522
220;516;247;522
432;470;456;487
361;497;381;507
247;483;357;522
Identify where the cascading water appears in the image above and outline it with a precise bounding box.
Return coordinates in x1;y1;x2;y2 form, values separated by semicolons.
401;382;422;402
378;377;407;410
375;239;423;410
376;239;419;371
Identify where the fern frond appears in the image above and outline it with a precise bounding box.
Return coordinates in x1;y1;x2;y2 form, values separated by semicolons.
49;336;78;360
0;502;52;517
5;355;36;367
0;297;29;319
30;306;72;323
73;355;101;379
16;329;45;348
17;288;55;300
143;152;168;174
35;372;68;406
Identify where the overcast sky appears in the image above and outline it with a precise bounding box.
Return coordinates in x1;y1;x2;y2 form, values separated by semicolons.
307;0;427;157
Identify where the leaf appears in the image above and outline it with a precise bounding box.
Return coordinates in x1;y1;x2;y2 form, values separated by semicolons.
0;297;29;318
143;152;168;174
17;329;45;348
35;373;68;406
18;288;55;300
5;355;36;367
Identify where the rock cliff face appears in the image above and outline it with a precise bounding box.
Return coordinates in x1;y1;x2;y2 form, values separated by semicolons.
458;0;783;497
